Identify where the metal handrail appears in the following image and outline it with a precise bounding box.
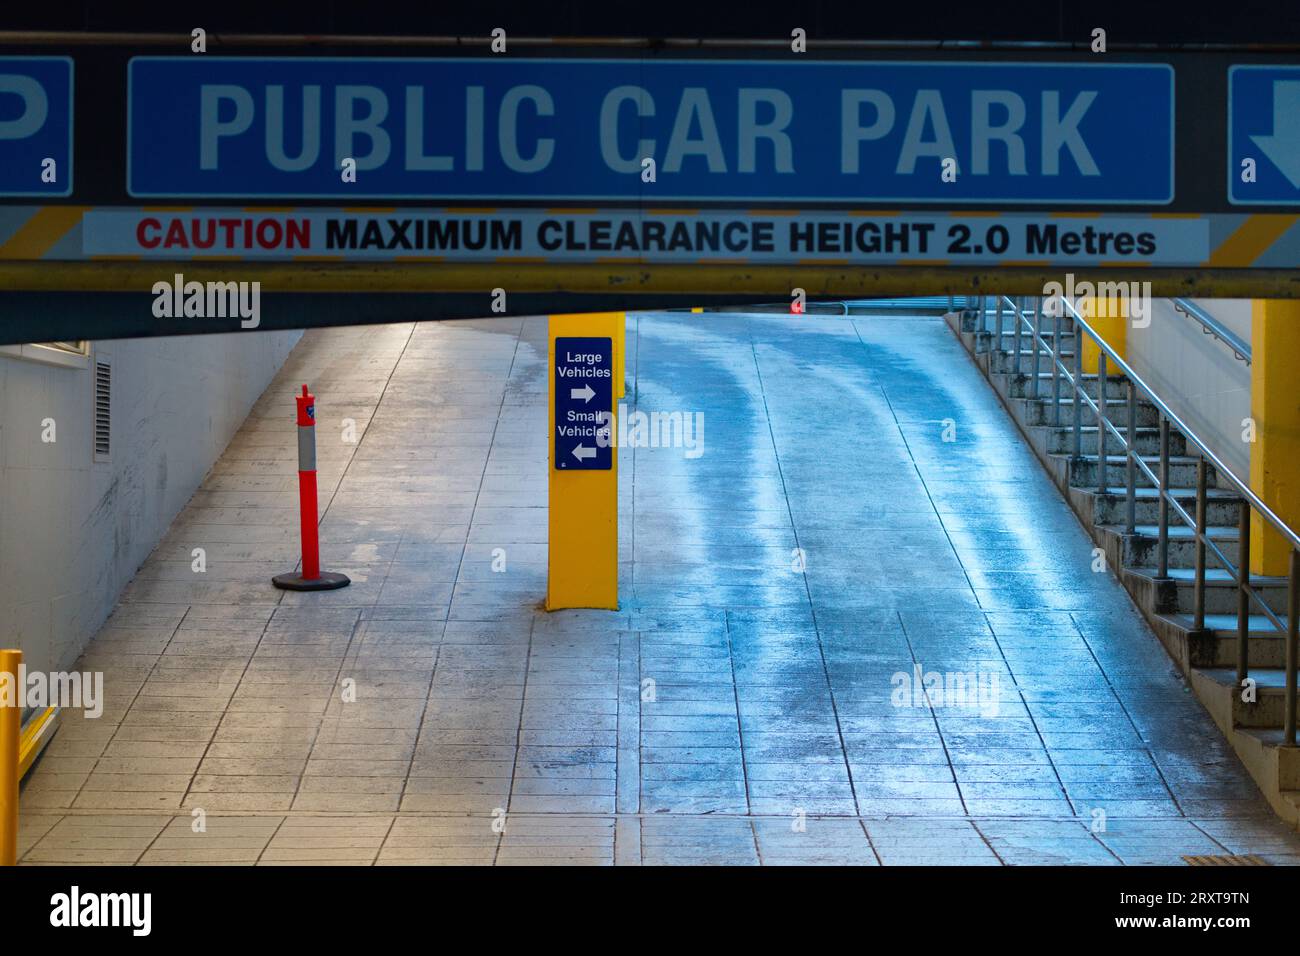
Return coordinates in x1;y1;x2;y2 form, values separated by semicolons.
995;295;1268;553
1171;298;1252;365
984;293;1300;743
1052;296;1297;552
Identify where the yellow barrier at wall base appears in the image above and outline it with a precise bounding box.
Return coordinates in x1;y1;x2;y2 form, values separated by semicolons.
19;708;57;779
1;649;20;867
1251;300;1300;576
547;313;620;611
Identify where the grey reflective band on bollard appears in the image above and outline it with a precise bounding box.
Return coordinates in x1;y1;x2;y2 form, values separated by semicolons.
298;424;316;473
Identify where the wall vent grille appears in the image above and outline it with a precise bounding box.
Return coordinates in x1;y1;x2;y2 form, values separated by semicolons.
93;359;111;460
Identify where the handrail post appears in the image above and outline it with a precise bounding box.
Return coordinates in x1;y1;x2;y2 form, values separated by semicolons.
1194;458;1207;631
994;296;1004;358
1031;298;1042;400
1286;549;1298;746
1126;382;1137;535
1012;296;1022;371
1051;302;1060;422
0;648;20;867
1238;505;1251;685
1097;353;1108;495
1158;416;1170;579
1073;328;1083;459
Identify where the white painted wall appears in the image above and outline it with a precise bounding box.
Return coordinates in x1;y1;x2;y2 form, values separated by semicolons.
0;331;300;677
1126;299;1252;484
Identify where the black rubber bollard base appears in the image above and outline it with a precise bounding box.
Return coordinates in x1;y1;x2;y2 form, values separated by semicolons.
272;571;351;591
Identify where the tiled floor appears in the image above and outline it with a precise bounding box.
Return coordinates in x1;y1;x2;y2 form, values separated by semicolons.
18;312;1300;865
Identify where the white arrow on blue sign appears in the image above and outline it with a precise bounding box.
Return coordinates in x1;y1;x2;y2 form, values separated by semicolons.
1229;66;1300;205
555;336;613;471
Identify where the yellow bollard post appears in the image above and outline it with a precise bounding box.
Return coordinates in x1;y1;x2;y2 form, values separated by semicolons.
0;648;20;867
548;313;620;610
1250;299;1300;576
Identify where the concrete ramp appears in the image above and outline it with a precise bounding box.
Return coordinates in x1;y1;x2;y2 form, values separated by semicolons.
17;313;1300;865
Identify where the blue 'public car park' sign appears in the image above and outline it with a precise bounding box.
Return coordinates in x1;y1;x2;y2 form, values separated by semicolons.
554;337;613;471
1228;65;1300;206
127;57;1174;205
0;57;73;197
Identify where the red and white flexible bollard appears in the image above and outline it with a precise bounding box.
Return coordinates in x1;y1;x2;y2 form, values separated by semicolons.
272;384;350;591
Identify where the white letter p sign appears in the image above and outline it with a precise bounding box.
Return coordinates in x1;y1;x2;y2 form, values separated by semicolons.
0;75;48;141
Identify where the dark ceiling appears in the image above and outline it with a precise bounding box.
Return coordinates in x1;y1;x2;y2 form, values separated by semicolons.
2;0;1295;48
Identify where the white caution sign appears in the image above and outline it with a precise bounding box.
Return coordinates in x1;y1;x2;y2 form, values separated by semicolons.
80;208;1212;266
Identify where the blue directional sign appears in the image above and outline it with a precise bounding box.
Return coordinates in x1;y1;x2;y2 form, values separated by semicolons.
1229;66;1300;206
127;57;1173;204
0;57;73;196
554;337;613;471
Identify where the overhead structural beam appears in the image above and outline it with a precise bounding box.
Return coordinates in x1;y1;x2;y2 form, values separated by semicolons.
2;263;1297;346
2;262;1299;298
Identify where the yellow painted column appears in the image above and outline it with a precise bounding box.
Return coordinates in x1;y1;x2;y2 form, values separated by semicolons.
1080;290;1127;374
0;648;20;867
1250;299;1300;576
615;312;626;399
548;313;620;610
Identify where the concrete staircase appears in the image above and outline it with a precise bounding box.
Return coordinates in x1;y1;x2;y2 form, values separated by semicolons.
946;306;1300;825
